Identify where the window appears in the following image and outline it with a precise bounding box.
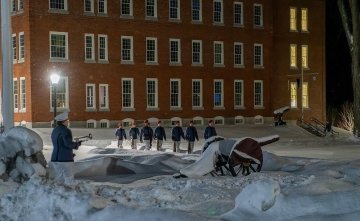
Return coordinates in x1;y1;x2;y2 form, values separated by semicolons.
214;41;224;65
214;116;224;125
98;0;107;14
98;34;108;61
254;80;263;107
20;77;26;111
169;0;180;20
290;7;297;31
11;0;16;13
49;0;67;10
87;119;96;128
51;77;69;110
213;0;223;24
214;80;224;108
50;32;68;60
146;79;158;108
301;8;308;32
253;4;263;27
18;0;24;11
84;0;94;13
146;37;158;63
234;80;244;108
100;119;109;128
290;44;297;68
146;0;157;18
121;36;134;62
12;34;17;62
192;79;203;108
122;78;134;108
302;82;309;108
99;84;109;109
302;45;308;68
13;79;18;112
234;42;244;66
170;79;181;108
192;40;202;65
86;84;96;109
254;44;263;67
85;34;95;61
192;0;202;22
290;82;297;108
234;2;243;26
121;0;132;16
169;39;181;64
19;32;25;62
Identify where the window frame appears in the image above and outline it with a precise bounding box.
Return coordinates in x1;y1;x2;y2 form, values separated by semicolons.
169;0;180;20
234;42;244;67
50;76;69;112
146;78;159;109
146;0;158;18
98;34;108;62
192;79;203;109
86;83;96;110
12;34;17;63
253;3;263;27
169;38;181;64
192;40;203;65
290;82;297;108
49;0;68;11
146;37;158;64
18;32;25;62
121;36;134;63
99;84;109;110
214;41;224;66
254;80;263;108
301;8;308;32
290;7;297;31
234;2;244;26
213;0;224;24
191;0;202;22
49;31;69;61
122;78;134;109
98;0;107;14
13;78;19;112
302;82;309;108
84;0;94;13
20;77;26;112
170;79;181;109
302;45;309;68
214;79;224;108
290;44;297;68
120;0;133;17
84;34;95;61
234;80;244;108
254;43;263;67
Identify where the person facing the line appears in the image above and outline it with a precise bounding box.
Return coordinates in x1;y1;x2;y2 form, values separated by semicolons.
140;120;153;150
115;122;127;148
204;120;217;140
154;120;166;151
129;121;140;150
185;120;199;154
50;110;81;185
171;121;185;152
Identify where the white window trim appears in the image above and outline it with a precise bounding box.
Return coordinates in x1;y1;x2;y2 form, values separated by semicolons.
213;0;224;24
86;83;96;110
49;0;68;11
234;1;244;26
254;43;263;67
120;0;133;17
98;34;108;62
192;40;203;65
253;3;263;27
146;37;158;64
99;84;109;110
213;41;224;66
169;38;181;65
146;78;159;109
214;79;224;108
86;119;97;128
13;78;19;112
191;0;202;22
122;78;134;110
169;0;181;21
84;0;94;13
19;77;26;112
99;119;110;128
98;0;108;14
145;0;158;18
192;79;203;109
234;80;244;109
234;42;244;67
254;80;263;108
84;33;95;61
121;36;134;63
18;32;25;63
49;31;69;61
170;78;182;109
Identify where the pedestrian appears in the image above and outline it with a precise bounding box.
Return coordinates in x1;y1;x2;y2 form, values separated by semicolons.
129;121;140;149
140;120;153;150
154;120;166;151
185;120;199;154
50;110;81;185
204;120;217;140
115;122;127;148
171;121;185;152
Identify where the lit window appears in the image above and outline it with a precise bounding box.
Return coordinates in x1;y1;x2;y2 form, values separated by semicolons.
290;44;297;68
290;82;297;108
302;82;309;108
290;7;297;31
51;77;68;110
301;8;308;32
146;37;158;63
302;45;308;68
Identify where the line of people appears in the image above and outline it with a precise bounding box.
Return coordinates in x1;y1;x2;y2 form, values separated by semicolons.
115;120;217;154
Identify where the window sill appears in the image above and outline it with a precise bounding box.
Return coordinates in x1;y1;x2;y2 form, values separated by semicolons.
213;107;225;110
234;64;245;68
19;109;26;113
169;62;182;66
84;60;96;63
213;64;225;68
191;21;203;25
254;106;265;110
121;61;134;65
253;25;264;29
191;63;203;67
146;62;159;66
170;107;183;111
85;108;97;112
122;108;135;112
17;59;25;63
290;66;298;70
146;107;159;111
192;107;204;111
120;15;134;19
49;58;70;63
97;13;108;17
48;9;69;14
98;60;109;64
233;24;244;28
83;12;95;16
169;19;181;23
145;17;158;21
234;106;245;110
213;22;224;26
99;108;110;112
254;65;264;69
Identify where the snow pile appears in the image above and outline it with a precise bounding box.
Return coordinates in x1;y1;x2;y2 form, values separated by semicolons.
0;127;46;182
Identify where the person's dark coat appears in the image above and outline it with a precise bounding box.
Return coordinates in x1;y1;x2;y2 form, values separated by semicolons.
185;126;199;142
140;126;153;142
129;127;140;139
154;126;166;141
172;126;185;141
51;124;79;162
115;128;127;140
204;126;217;139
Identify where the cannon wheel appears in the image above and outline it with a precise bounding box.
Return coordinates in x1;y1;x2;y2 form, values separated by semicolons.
229;159;262;177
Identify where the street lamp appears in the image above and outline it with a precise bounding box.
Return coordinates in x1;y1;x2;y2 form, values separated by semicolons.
50;73;60;127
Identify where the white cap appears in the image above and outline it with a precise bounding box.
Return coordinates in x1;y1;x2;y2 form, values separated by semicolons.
55;110;69;121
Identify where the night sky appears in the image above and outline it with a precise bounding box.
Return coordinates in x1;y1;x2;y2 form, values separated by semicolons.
326;0;353;107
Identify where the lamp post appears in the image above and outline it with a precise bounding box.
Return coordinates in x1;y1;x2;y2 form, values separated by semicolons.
50;74;60;127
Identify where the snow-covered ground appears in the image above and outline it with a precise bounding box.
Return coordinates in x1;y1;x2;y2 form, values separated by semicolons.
1;124;360;221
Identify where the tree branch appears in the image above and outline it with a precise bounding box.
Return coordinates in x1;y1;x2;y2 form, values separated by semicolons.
337;0;354;53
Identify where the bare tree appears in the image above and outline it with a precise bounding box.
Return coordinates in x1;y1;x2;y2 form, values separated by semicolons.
337;0;360;135
338;102;354;132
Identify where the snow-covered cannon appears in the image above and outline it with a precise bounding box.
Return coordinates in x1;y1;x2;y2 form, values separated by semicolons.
176;135;280;178
273;106;290;126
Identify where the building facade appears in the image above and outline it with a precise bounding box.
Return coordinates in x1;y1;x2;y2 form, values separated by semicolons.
6;0;325;128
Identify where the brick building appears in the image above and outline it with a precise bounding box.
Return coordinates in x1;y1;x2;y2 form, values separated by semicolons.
5;0;325;128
